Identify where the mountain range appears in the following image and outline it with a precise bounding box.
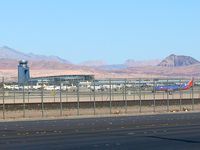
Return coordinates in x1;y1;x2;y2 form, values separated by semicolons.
158;54;200;67
0;46;70;63
0;46;200;81
0;46;162;69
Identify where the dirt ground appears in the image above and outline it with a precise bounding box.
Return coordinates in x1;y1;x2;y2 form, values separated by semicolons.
0;103;200;120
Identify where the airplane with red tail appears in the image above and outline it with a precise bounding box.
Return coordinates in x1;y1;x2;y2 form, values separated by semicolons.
153;79;194;94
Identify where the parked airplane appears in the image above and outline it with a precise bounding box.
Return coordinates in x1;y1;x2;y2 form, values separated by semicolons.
153;79;194;94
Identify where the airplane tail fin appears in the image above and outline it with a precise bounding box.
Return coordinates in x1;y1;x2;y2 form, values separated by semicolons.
183;78;194;90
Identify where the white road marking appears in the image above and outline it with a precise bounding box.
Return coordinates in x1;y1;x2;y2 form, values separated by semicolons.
128;132;135;135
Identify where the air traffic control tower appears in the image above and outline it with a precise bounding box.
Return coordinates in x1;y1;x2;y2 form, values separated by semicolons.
18;60;30;84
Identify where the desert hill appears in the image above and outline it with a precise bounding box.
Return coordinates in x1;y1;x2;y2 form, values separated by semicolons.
158;54;200;67
0;46;71;69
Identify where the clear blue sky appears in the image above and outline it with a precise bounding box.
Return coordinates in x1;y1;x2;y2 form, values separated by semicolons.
0;0;200;64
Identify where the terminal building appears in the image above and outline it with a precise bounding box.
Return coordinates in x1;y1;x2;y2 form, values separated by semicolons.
18;60;94;85
30;74;94;85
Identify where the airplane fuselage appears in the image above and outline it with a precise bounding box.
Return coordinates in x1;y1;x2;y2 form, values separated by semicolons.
153;79;193;93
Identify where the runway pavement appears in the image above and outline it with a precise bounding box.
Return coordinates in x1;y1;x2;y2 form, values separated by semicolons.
1;112;200;149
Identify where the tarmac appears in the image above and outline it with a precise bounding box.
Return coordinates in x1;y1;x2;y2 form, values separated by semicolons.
1;112;200;149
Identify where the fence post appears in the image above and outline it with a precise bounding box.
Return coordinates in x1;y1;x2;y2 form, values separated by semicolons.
2;77;5;119
77;82;80;116
41;80;44;117
192;79;194;110
124;79;127;113
167;79;169;112
109;79;112;114
27;81;29;103
66;84;68;102
139;79;142;113
60;78;63;116
53;84;56;102
14;85;16;104
179;79;182;111
133;82;135;100
23;83;25;118
89;82;92;101
93;80;96;115
153;79;156;112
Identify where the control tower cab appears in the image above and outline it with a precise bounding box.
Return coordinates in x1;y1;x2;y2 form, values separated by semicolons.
18;60;30;84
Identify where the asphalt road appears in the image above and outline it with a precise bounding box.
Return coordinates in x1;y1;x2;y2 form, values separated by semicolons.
1;112;200;150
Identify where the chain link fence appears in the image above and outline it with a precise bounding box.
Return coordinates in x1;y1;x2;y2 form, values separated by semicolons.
0;77;200;119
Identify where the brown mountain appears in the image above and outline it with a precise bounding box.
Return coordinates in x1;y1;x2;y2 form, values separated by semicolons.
0;46;200;81
158;54;200;67
0;46;73;70
0;46;71;67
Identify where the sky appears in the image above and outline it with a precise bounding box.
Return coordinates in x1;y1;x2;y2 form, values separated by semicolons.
0;0;200;64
